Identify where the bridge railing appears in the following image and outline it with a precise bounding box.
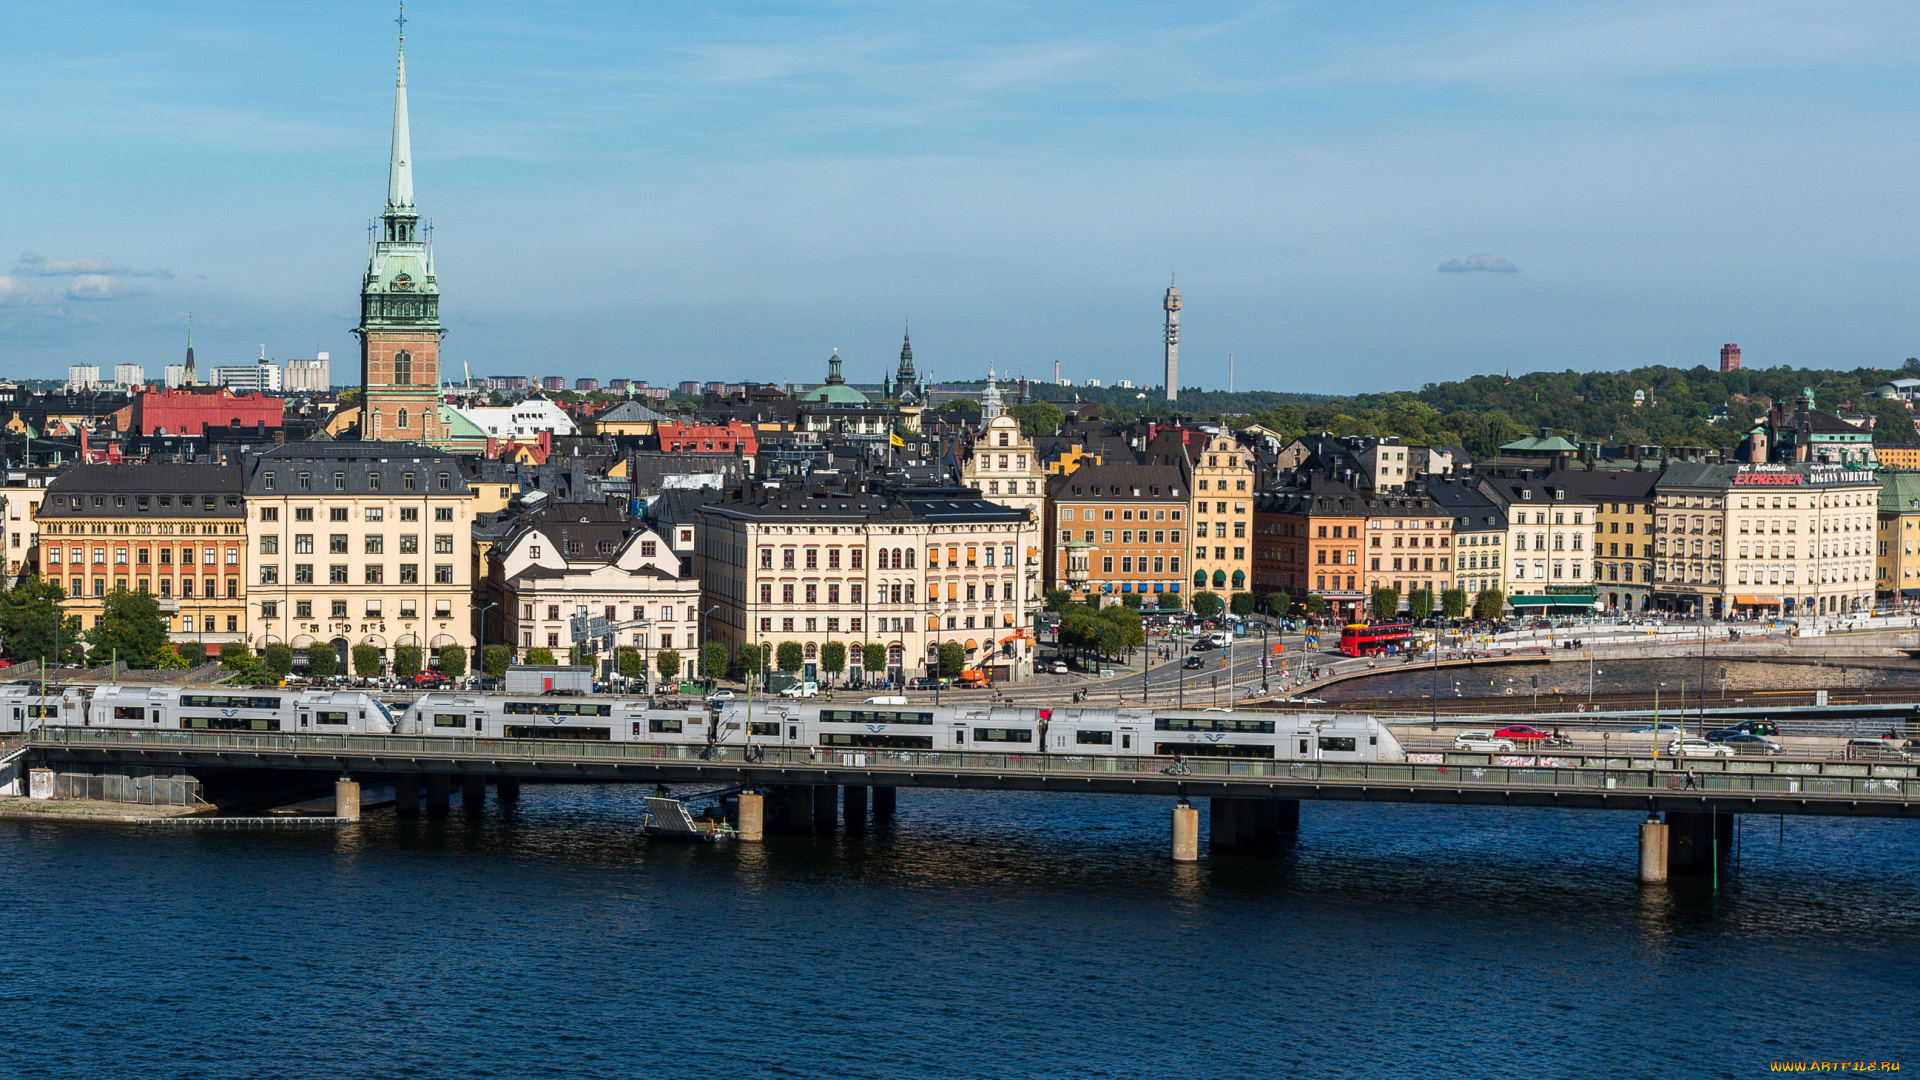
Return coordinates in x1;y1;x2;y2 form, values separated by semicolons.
29;727;1916;802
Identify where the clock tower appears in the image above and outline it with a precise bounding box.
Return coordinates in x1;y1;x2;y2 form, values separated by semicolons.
355;15;444;444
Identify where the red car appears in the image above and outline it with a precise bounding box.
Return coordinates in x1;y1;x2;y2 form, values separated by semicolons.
411;671;450;689
1494;725;1551;741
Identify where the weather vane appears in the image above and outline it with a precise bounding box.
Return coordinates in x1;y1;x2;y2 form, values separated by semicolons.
396;2;406;43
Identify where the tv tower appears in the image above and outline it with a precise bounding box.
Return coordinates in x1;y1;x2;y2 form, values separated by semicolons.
1163;277;1182;403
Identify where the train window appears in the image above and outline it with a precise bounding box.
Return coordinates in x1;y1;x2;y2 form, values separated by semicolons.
749;721;779;736
503;701;612;716
1154;742;1274;758
1370;736;1377;745
1075;730;1113;745
973;728;1032;743
632;722;642;737
1317;737;1357;753
431;713;465;728
27;705;58;718
821;733;934;750
788;725;799;740
181;694;282;710
819;709;935;725
1121;734;1131;749
1154;717;1275;734
314;712;350;725
650;717;684;733
1298;740;1308;754
112;707;144;720
180;716;282;731
504;725;611;741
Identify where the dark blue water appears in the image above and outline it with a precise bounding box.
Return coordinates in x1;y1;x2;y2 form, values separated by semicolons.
2;787;1913;1078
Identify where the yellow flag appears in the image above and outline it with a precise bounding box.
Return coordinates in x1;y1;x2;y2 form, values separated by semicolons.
890;431;905;447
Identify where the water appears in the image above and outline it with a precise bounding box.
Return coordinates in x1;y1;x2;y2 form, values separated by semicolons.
1323;656;1920;704
3;786;1914;1078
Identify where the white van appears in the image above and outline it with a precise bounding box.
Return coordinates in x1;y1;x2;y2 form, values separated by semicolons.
779;681;820;699
862;695;909;705
1206;632;1233;648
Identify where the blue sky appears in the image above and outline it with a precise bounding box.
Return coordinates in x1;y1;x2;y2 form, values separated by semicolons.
4;0;1918;392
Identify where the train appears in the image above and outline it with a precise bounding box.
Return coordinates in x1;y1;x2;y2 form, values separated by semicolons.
0;683;1405;764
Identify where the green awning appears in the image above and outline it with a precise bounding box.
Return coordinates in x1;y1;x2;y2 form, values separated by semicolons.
1509;594;1596;607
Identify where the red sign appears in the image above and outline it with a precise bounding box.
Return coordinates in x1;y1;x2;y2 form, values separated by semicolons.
1733;473;1802;486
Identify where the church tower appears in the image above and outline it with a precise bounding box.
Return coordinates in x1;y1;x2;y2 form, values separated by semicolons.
355;9;444;444
894;327;920;403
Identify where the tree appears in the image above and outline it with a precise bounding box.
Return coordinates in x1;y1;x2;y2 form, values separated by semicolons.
1474;588;1506;622
263;642;294;683
1266;592;1291;619
740;642;771;676
352;644;384;678
656;648;682;682
701;641;727;682
1304;594;1327;615
1192;591;1224;618
862;642;888;678
1008;401;1064;439
938;641;965;677
776;641;804;673
151;643;190;670
1229;592;1255;617
821;641;846;682
1407;589;1434;621
1371;587;1401;621
0;577;82;666
525;646;557;666
439;645;468;679
305;641;337;678
176;641;206;667
1094;622;1125;660
480;644;511;678
1157;592;1182;611
84;588;168;667
1043;588;1072;614
615;646;643;680
1122;593;1143;609
220;642;265;685
1441;588;1469;620
393;644;422;679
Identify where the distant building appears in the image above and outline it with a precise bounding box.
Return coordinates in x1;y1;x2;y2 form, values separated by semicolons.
677;381;701;397
486;375;530;391
575;378;599;393
210;363;282;393
66;366;100;392
1720;343;1741;372
113;364;145;388
284;354;330;393
539;376;565;392
163;365;187;389
607;379;630;392
130;387;285;437
451;395;579;440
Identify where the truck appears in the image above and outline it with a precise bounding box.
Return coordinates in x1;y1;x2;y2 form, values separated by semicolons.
504;665;594;695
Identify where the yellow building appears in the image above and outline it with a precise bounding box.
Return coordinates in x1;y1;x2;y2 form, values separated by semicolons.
1178;431;1256;597
1876;472;1920;602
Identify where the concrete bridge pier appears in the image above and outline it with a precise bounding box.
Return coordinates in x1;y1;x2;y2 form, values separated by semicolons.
334;777;361;821
1637;817;1669;884
872;786;896;818
395;773;420;817
1665;809;1734;877
736;790;764;842
812;784;838;830
425;773;451;818
461;776;486;814
1171;800;1200;862
843;784;867;825
495;777;520;805
1211;797;1300;851
775;785;814;832
1209;797;1245;849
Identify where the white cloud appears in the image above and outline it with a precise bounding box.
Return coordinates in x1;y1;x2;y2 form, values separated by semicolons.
1439;254;1520;273
31;258;123;276
0;276;52;305
68;274;147;300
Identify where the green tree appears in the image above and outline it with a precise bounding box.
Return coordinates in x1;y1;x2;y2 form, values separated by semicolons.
525;646;557;666
220;642;265;685
1265;592;1291;619
1008;401;1064;439
1473;588;1507;621
83;587;168;667
1304;594;1326;615
1229;592;1255;617
821;641;846;682
392;644;422;679
862;642;888;677
1098;604;1147;652
439;645;468;679
1407;589;1434;621
1441;588;1469;620
740;642;771;676
1868;396;1918;443
1157;592;1182;611
1094;622;1125;660
1192;591;1224;618
776;641;804;672
1043;588;1072;614
352;644;384;678
480;644;511;678
0;576;82;666
656;648;681;682
151;643;190;670
305;641;337;678
263;642;294;682
701;641;728;682
615;646;643;679
1122;593;1142;609
937;640;965;677
1371;587;1401;621
176;641;206;667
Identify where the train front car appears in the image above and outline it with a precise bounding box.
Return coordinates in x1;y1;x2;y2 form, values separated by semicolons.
1285;713;1403;762
1040;707;1152;756
84;685;172;730
292;690;394;734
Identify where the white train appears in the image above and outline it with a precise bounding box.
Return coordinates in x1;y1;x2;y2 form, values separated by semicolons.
0;683;396;735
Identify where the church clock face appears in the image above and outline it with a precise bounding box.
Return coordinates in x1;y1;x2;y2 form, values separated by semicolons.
392;273;413;291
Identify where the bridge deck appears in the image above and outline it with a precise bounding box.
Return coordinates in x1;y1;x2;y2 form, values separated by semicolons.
28;727;1919;819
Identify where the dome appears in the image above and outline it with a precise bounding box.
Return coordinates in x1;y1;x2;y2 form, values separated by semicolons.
800;383;870;404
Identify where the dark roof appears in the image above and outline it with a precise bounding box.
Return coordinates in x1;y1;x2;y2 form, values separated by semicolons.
1423;477;1506;527
244;441;471;496
43;464;245;518
1045;460;1187;501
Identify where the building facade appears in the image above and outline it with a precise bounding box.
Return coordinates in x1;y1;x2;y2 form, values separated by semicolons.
1045;462;1188;607
285;355;331;393
1557;467;1661;613
1184;432;1256;597
1360;492;1452;606
1876;472;1920;605
1475;475;1601;613
1425;477;1506;602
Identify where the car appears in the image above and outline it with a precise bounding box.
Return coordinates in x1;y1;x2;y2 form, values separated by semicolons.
1493;725;1551;742
1183;656;1206;669
1452;732;1516;751
908;677;940;691
410;671;450;689
778;681;820;699
705;689;736;705
1712;732;1784;755
1530;619;1553;630
1667;737;1734;757
1050;662;1069;674
1844;738;1913;761
1722;719;1780;737
1628;722;1687;734
1190;640;1214;652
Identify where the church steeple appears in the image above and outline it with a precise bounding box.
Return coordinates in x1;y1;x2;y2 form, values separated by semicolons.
387;6;415;214
894;324;919;402
825;348;845;386
183;313;197;386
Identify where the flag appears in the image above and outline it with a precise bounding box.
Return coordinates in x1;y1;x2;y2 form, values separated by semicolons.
890;432;905;447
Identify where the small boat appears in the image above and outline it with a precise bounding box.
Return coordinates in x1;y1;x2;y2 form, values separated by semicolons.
643;795;737;842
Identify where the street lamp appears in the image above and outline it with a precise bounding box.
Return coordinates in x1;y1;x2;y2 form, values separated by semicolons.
698;604;720;688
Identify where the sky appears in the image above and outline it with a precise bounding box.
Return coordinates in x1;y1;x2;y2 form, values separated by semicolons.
4;0;1919;393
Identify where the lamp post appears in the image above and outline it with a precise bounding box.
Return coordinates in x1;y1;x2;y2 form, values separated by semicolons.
470;601;498;689
698;604;719;689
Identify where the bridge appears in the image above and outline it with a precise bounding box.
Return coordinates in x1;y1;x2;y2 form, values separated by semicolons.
19;725;1919;881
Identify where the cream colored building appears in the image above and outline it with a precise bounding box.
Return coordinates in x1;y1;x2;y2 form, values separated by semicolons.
244;441;474;670
1876;471;1920;604
1;472;49;587
1474;475;1601;613
1179;431;1256;597
697;483;1039;684
959;408;1047;607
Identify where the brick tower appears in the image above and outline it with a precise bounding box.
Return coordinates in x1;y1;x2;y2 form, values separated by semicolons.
1720;343;1741;372
355;11;444;444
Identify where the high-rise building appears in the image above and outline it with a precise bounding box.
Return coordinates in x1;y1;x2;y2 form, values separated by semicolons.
357;19;444;443
285;354;331;393
539;377;565;391
114;364;145;388
66;365;100;391
211;363;283;393
1163;281;1181;403
1720;343;1741;372
574;378;599;393
164;365;187;389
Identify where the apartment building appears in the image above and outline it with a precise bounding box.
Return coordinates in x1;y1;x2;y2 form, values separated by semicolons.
1876;472;1920;604
1;471;51;586
1425;477;1506;602
39;464;248;649
1475;474;1601;613
1360;491;1452;605
1179;431;1256;597
1044;461;1189;608
242;442;474;670
1250;476;1368;620
1556;467;1661;613
699;482;1038;683
959;409;1046;608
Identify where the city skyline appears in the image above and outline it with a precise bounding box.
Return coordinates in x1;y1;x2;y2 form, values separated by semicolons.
5;1;1920;391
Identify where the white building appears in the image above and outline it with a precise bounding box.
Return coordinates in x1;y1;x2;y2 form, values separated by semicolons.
285;354;331;393
452;396;580;439
66;365;100;392
164;365;187;389
113;364;145;388
211;363;283;393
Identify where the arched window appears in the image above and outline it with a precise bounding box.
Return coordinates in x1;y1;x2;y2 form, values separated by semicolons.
905;549;916;569
394;350;412;386
1213;570;1227;588
804;642;817;659
1193;571;1207;588
396;408;409;429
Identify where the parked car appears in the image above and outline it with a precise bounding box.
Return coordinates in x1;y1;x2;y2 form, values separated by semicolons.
1493;725;1552;742
1667;737;1734;757
706;689;736;706
1452;732;1516;751
908;677;940;691
1530;619;1553;630
779;681;820;699
1721;719;1780;737
1050;662;1069;674
1183;656;1206;669
411;671;450;689
1711;732;1784;755
1845;738;1913;761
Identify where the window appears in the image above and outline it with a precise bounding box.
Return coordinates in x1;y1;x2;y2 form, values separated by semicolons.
330;507;348;522
366;600;383;617
365;507;384;522
295;507;313;522
368;472;382;491
399;535;419;554
364;535;384;554
433;564;453;585
400;564;419;584
434;534;454;554
333;472;346;491
434;507;453;522
403;473;416;491
400;507;419;522
365;565;384;584
260;535;279;555
329;565;348;584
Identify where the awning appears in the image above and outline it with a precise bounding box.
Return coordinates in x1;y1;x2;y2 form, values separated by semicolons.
1733;595;1784;605
1510;594;1599;607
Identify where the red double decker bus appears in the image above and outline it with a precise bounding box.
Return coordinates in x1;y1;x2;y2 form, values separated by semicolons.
1338;622;1415;657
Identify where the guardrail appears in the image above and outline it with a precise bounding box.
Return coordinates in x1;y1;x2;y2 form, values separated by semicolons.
29;727;1917;803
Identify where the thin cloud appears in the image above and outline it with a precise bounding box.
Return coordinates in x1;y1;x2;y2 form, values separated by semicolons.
31;258;123;275
68;275;147;300
1439;254;1520;273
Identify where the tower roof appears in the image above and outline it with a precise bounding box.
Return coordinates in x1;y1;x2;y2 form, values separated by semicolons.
387;13;414;213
